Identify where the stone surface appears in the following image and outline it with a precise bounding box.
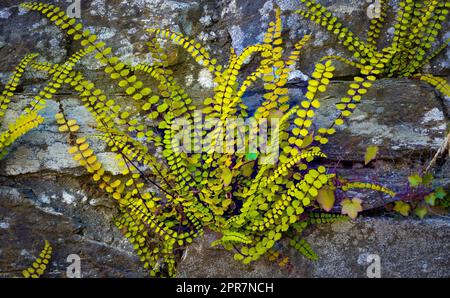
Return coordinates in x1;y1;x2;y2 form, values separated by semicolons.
0;184;146;278
0;0;449;278
178;217;450;278
1;0;449;85
320;78;449;202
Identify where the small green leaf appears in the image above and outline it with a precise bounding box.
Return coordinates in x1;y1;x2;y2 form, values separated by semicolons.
422;172;434;187
221;167;232;187
408;174;422;187
425;193;436;206
434;187;446;199
414;207;427;219
393;201;410;216
316;186;335;212
341;198;363;219
364;145;378;165
246;152;258;161
157;103;168;113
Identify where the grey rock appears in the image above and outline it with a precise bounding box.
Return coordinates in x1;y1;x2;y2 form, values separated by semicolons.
0;1;67;81
178;217;450;278
0;185;147;277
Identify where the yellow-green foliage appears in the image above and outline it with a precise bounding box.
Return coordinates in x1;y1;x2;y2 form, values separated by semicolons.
416;73;450;96
0;54;38;119
297;0;450;96
341;182;396;197
22;240;52;278
0;2;398;276
0;111;44;159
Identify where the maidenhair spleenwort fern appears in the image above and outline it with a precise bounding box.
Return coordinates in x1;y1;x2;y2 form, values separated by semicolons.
297;0;450;97
22;240;52;278
0;2;397;277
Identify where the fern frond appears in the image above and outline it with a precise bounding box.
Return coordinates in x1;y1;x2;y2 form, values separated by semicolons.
147;28;218;72
296;0;375;60
267;148;327;184
249;167;331;232
256;35;311;119
400;1;449;76
21;2;150;100
289;61;335;149
216;230;253;245
416;74;450;97
0;54;38;119
22;240;52;278
417;37;450;71
289;236;318;261
341;181;396;197
366;0;388;47
316;66;378;144
308;212;349;225
55;110;197;242
130;63;161;75
320;55;365;70
26;50;88;113
0;111;44;159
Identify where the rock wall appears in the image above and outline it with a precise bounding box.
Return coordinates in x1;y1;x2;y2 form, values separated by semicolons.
0;0;449;277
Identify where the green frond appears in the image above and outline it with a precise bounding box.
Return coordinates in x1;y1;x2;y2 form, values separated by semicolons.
416;74;450;97
289;236;318;261
147;28;218;72
296;0;375;59
366;0;388;47
0;54;38;119
22;240;52;278
7;3;401;276
21;2;149;99
308;212;349;225
216;230;253;245
416;37;450;71
0;111;44;159
316;66;378;144
298;0;449;78
320;55;365;70
341;181;396;197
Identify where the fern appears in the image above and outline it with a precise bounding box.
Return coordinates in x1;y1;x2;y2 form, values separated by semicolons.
22;240;52;278
416;73;450;96
341;182;396;197
0;2;399;276
297;0;450;97
0;54;38;119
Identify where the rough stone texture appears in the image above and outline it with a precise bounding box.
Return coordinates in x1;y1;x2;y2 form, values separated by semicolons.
1;0;449;85
0;185;146;278
0;95;136;176
178;217;450;278
0;0;449;278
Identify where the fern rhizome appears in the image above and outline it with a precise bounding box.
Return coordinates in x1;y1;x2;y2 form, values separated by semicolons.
0;2;401;277
297;0;450;97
